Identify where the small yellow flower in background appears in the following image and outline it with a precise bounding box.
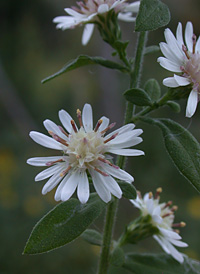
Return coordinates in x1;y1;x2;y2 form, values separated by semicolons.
187;196;200;219
23;196;45;217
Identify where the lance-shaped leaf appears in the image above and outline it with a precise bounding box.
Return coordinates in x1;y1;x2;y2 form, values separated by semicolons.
141;117;200;192
42;55;128;83
23;194;106;254
123;253;200;273
135;0;170;32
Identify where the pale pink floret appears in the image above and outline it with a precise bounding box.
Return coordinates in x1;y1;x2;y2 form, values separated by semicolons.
158;22;200;118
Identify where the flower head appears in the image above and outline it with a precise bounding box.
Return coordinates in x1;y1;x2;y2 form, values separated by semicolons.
53;0;140;45
27;103;144;204
158;22;200;118
130;188;188;263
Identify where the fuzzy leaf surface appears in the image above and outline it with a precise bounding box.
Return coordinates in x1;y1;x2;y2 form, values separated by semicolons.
124;88;152;106
141;117;200;193
24;194;106;254
118;182;137;199
81;229;102;246
42;55;128;83
144;78;161;101
135;0;170;31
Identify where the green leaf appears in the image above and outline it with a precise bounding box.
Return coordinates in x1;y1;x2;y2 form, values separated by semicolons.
166;101;181;113
118;182;137;199
42;55;128;83
123;253;200;273
135;0;171;32
144;79;161;101
81;229;102;246
144;45;160;55
141;117;200;193
124;88;152;106
23;194;106;254
111;247;125;267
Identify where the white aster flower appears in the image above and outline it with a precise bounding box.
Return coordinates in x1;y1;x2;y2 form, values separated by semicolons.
131;188;188;263
158;22;200;118
53;0;140;45
27;103;144;204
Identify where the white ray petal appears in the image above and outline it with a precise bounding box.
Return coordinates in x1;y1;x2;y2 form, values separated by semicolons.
176;22;184;47
77;172;90;204
159;227;182;240
27;156;62;166
164;28;185;60
89;168;111;203
109;130;143;145
29;131;65;150
64;8;85;18
98;116;110;132
54;173;71;201
110;137;143;149
186;89;198;118
61;172;79;201
118;12;136;22
82;103;93;132
163;77;180;87
106;123;136;139
107;148;144;156
169;238;188;248
159;42;183;64
185;21;193;53
82;24;95;46
43;119;68;140
153;235;171;254
162;237;185;263
196;36;200;53
53;16;76;29
157;57;182;72
35;164;65;181
123;1;140;12
42;172;63;195
101;176;122;199
59;109;74;133
102;164;133;183
174;74;190;86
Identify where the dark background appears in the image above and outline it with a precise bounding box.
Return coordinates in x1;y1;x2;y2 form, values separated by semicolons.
1;0;200;273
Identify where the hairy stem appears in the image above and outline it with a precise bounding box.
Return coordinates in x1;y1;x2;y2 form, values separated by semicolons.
97;31;148;274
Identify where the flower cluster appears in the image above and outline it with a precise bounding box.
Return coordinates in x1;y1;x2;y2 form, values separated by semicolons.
158;22;200;118
27;104;144;204
131;188;188;263
53;0;140;45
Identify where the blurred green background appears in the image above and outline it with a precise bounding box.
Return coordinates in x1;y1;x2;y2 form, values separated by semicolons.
1;0;200;273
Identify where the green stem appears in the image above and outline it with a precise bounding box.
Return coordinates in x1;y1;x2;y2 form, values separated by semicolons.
97;198;118;274
118;31;147;168
97;31;148;274
132;91;173;123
